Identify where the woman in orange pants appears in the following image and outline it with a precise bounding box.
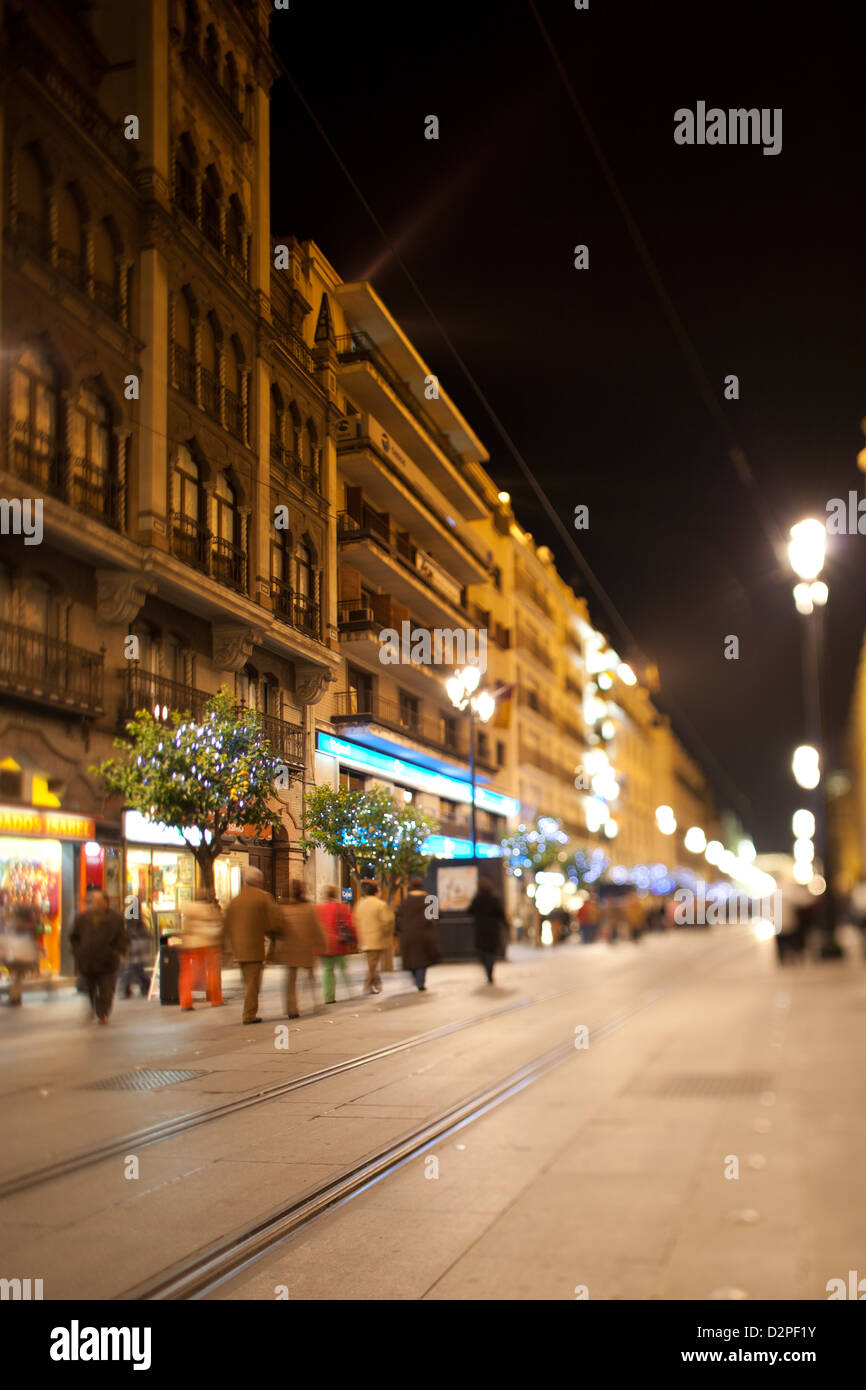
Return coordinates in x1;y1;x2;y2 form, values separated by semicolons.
178;893;224;1010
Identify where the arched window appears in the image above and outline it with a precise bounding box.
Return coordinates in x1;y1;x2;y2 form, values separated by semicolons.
270;518;293;620
174;135;198;222
57;184;86;288
184;0;200;51
295;537;319;635
226;194;245;274
172;288;196;396
224;53;240;111
238;664;259;710
288;401;301;460
201;165;222;251
304;420;319;488
213;474;243;591
11;346;59;489
270;385;284;447
226;338;244;440
201;313;221;417
171;446;207;572
17;145;49;255
70;384;116;521
93;218;120;318
204;24;220;78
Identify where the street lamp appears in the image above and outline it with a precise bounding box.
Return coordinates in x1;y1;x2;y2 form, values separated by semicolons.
789;516;834;938
445;667;497;860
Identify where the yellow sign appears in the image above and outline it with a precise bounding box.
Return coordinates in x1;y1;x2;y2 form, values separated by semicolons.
0;806;95;840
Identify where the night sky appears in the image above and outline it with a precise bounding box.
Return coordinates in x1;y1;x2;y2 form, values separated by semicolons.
270;0;866;852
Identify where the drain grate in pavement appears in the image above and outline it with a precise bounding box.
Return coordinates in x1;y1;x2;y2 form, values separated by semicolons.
81;1068;208;1092
653;1074;775;1099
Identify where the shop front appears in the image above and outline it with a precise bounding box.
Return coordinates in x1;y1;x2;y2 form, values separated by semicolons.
0;805;98;976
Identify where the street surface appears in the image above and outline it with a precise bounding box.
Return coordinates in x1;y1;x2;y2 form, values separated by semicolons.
1;928;864;1300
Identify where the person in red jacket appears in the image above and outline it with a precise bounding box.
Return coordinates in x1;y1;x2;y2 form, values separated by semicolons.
316;885;357;1004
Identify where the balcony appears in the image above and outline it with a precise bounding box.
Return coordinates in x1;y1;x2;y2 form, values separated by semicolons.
171;343;196;399
8;426;124;531
13;210;50;259
271;579;321;640
517;628;555;671
0;621;103;715
212;537;247;595
200;365;221;420
93;277;121;320
273;317;316;377
224;389;244;441
337;510;467;620
270;437;320;493
336;331;466;474
257;711;305;770
69;459;124;530
119;667;210;725
169;513;210;576
183;44;250;137
517;687;554;723
515;571;555;623
56;247;87;292
332;691;469;760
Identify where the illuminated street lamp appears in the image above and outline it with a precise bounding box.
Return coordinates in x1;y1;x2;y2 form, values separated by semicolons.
789;516;834;939
684;826;706;854
445;667;497;860
792;808;815;839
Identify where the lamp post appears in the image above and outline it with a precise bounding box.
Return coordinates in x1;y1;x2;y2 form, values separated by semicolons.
788;518;834;938
445;667;496;860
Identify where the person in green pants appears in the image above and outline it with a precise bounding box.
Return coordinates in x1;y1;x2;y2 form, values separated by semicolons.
316;886;357;1003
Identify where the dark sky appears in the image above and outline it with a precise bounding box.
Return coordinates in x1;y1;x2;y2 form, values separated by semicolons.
270;0;866;852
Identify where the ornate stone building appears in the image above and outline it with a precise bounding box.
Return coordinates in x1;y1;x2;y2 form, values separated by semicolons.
0;0;340;971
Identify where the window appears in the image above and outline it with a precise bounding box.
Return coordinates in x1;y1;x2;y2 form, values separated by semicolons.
226;195;245;272
0;566;13;624
270;385;284;460
226;338;244;439
497;740;506;767
224;53;240;111
173;446;203;524
70;386;116;520
204;24;220;77
11;346;58;481
57;185;85;288
399;691;419;733
202;166;222;251
174;136;198;222
200;314;220;417
93;219;120;318
213;474;244;591
172;289;196;396
439;712;458;750
296;537;314;600
347;666;372;714
213;473;238;548
17;145;49;254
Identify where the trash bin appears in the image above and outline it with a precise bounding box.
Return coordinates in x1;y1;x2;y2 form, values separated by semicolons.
158;934;180;1005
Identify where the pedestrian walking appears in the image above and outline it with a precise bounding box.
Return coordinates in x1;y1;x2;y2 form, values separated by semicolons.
70;889;128;1023
178;891;224;1010
395;876;441;991
316;886;357;1004
277;879;327;1018
223;866;282;1024
1;903;42;1006
122;914;152;998
468;878;508;984
549;905;571;945
355;880;394;994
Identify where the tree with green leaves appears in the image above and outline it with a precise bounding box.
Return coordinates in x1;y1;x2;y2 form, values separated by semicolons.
301;784;437;902
94;687;285;896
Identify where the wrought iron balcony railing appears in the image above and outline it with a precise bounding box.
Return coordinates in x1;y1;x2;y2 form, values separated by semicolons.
257;711;305;769
211;536;247;594
119;667;210;725
224;389;243;440
271;579;321;639
8;425;124;531
169;512;211;575
270;438;320;493
0;620;103;714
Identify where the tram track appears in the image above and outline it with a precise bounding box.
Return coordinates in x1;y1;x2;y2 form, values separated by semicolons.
116;933;751;1301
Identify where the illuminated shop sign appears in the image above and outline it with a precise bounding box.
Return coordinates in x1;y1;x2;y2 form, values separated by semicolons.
316;733;518;817
123;810;203;848
0;806;95;840
423;835;502;860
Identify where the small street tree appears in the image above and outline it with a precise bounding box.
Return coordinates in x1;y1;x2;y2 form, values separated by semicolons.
500;815;571;878
302;784;437;902
94;687;285;896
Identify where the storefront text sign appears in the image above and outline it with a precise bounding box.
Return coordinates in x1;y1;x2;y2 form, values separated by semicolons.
0;806;95;840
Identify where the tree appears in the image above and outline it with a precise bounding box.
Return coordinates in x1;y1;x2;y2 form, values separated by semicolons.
301;784;437;901
500;815;571;877
94;687;285;896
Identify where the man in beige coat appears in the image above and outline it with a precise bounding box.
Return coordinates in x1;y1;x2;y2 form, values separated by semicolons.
223;866;282;1024
354;880;394;994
